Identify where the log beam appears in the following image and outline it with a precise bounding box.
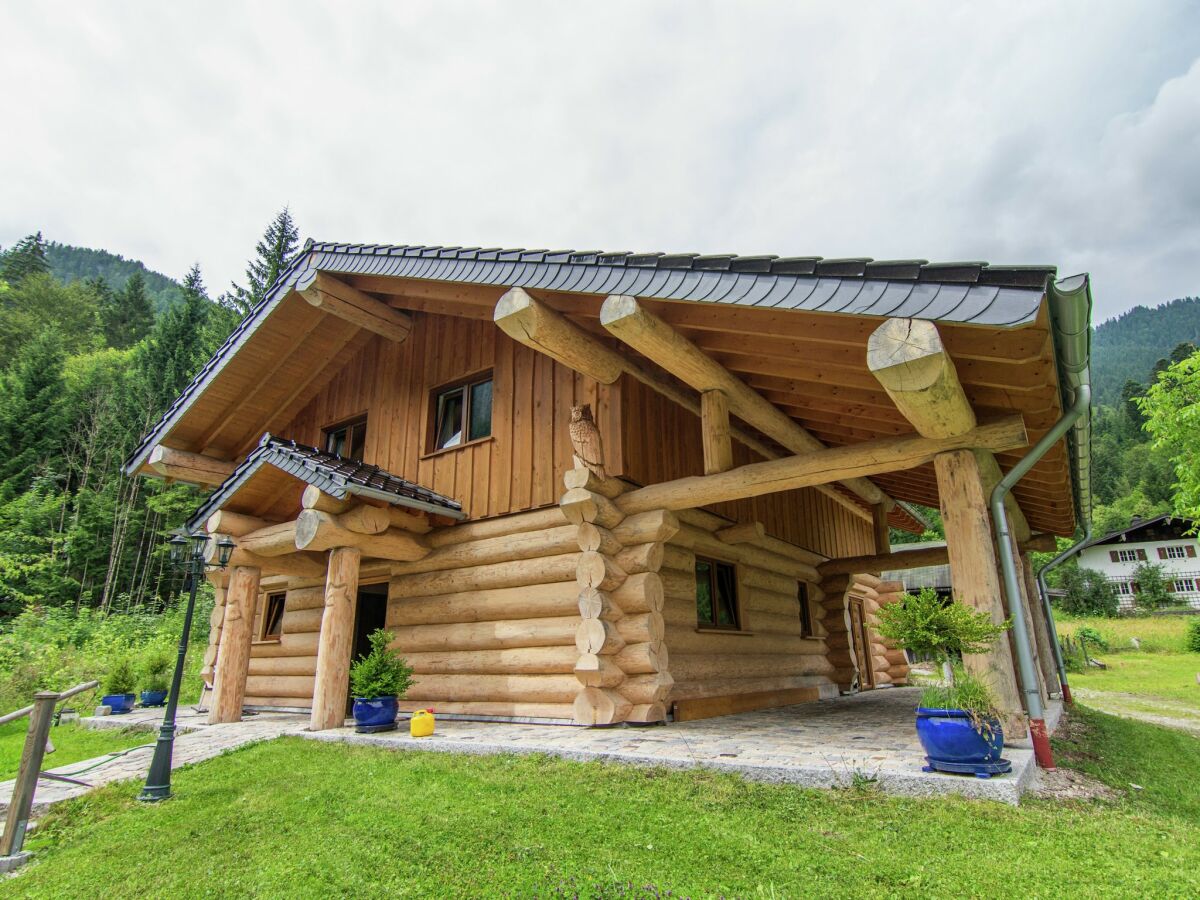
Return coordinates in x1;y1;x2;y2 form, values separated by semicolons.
600;294;887;507
615;416;1027;515
701;390;734;475
310;547;361;731
147;445;235;486
297;272;413;343
295;509;429;561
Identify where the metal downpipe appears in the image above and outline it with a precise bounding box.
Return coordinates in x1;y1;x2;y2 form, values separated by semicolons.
990;383;1091;770
1035;528;1093;704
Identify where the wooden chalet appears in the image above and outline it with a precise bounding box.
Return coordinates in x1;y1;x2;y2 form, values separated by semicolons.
124;242;1093;736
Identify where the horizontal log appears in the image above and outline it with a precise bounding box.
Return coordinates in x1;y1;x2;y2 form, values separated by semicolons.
391;524;579;576
239;520;300;557
626;702;668;723
616;612;664;644
147;444;235;487
575;618;625;655
672;686;823;721
296;510;429;561
245;674;314;699
573;687;632;725
280;606;324;634
619;672;674;705
246;631;320;657
614;641;668;675
559;488;624;528
403;646;578;675
426;507;566;547
298;271;413;343
671;653;832;682
300;486;351;514
615;542;664;575
669;674;832;701
658;566;697;600
205;510;269;536
578;587;623;622
244;695;313;709
391;616;579;653
664;628;824;657
284;586;326;611
616;416;1028;514
611;572;665;614
576;523;621;556
574;654;625;688
404;674;580;704
390;554;582;598
338;504;391;535
397;700;574;720
206;539;326;578
248;656;318;677
562;466;630;499
575;551;627;591
495;286;626;384
613;510;680;545
387;581;578;625
716;522;764;544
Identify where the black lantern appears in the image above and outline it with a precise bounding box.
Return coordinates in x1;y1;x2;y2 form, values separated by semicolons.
216;535;236;568
168;534;188;566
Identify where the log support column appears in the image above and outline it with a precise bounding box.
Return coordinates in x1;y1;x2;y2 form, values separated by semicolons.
933;450;1027;739
208;565;261;724
310;547;362;731
1021;552;1061;696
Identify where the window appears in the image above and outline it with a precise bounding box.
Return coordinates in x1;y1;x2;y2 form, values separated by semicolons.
1113;581;1132;596
695;557;739;629
1165;545;1188;560
798;582;814;638
429;372;493;452
323;416;367;462
260;592;286;640
1116;549;1140;563
1174;578;1196;593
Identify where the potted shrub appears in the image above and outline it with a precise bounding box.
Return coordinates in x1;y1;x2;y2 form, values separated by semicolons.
876;588;1014;778
101;656;138;714
348;629;414;733
139;648;173;707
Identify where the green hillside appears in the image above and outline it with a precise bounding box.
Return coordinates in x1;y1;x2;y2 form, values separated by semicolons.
44;241;182;313
1091;297;1200;405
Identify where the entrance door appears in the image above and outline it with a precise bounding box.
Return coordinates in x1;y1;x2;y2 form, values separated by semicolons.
848;597;875;691
348;583;389;709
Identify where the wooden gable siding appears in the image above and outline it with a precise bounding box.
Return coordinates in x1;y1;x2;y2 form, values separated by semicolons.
277;312;622;520
620;378;874;559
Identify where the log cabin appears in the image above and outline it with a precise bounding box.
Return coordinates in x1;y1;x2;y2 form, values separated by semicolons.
124;241;1092;739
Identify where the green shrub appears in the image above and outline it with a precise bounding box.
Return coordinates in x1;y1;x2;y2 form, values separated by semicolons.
1187;619;1200;654
102;656;136;695
876;587;1011;662
139;647;173;693
349;630;414;700
1131;561;1173;610
1055;567;1118;617
1076;626;1109;651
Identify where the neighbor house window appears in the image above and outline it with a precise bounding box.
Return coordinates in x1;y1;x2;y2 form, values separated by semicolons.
323;416;367;462
429;372;493;451
1174;578;1196;593
1113;581;1132;596
695;557;739;629
1164;545;1188;560
1115;549;1140;563
798;582;814;638
261;592;286;640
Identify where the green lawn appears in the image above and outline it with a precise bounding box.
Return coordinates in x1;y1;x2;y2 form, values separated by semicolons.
0;719;153;781
1055;613;1191;653
1068;651;1200;709
7;710;1199;898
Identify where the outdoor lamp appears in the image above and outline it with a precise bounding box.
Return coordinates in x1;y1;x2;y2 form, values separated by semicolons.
168;533;187;565
216;535;236;568
188;531;208;560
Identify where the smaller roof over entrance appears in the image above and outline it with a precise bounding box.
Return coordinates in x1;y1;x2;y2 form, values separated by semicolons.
185;435;464;533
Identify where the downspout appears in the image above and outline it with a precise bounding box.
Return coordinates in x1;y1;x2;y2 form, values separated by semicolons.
989;272;1093;770
1035;530;1093;704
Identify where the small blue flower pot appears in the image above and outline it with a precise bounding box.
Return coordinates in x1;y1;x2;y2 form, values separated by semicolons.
102;693;136;715
140;690;168;707
352;696;398;732
915;707;1012;778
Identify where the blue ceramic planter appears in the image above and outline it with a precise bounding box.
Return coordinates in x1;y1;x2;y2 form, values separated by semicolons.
915;707;1011;778
102;693;136;714
352;696;398;732
140;690;168;707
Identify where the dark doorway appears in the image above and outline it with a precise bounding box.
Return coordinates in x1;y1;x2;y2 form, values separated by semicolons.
348;583;389;707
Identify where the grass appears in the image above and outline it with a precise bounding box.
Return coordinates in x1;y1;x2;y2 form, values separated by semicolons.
1068;652;1200;709
0;719;152;781
1055;612;1192;653
7;714;1200;898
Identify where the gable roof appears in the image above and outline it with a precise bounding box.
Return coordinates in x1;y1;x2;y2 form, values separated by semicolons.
184;434;464;533
1079;515;1196;550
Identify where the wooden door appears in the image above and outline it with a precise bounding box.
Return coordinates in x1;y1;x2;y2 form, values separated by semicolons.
848;597;875;691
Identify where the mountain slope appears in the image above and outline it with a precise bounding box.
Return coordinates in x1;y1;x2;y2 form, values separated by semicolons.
1091;296;1200;405
45;242;182;313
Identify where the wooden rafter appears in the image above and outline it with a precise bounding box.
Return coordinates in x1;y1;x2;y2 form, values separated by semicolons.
298;272;414;343
146;445;235;486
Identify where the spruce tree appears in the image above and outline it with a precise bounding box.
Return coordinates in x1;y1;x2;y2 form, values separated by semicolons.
226;207;300;317
114;271;155;348
0;328;69;499
0;231;50;284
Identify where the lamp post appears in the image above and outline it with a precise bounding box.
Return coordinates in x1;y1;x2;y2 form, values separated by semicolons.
139;531;234;802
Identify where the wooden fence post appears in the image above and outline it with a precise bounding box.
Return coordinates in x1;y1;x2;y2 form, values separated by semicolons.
0;692;57;858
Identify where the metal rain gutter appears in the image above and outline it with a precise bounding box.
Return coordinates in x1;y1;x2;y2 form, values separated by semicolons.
988;273;1094;770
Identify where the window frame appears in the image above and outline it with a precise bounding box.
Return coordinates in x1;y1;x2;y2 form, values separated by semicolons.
797;582;814;638
322;414;368;462
425;370;494;456
1174;578;1196;593
1165;545;1188;560
1117;549;1139;563
694;556;742;631
259;591;286;642
1113;581;1132;596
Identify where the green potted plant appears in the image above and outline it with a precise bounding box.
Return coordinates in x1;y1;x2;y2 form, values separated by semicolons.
348;629;415;733
139;647;173;707
101;656;138;714
876;588;1013;778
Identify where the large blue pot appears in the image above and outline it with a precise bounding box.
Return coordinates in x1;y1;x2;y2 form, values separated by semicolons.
102;693;136;714
352;696;398;730
915;707;1011;777
140;690;168;707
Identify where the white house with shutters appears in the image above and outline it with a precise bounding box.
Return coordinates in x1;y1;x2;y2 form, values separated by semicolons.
1077;515;1200;610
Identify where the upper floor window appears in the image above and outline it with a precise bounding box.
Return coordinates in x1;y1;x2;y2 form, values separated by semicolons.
695;557;739;630
260;592;286;640
429;372;493;452
1113;549;1141;563
324;416;367;462
1164;545;1189;560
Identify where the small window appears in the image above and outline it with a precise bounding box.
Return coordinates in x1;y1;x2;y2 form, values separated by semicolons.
695;557;739;629
1113;581;1132;596
429;372;493;452
1165;545;1188;560
798;582;814;638
261;592;286;640
324;416;367;462
1117;549;1139;563
1174;578;1196;593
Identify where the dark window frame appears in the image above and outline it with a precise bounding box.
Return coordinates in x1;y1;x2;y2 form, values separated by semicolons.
426;370;494;454
798;582;814;638
260;592;286;641
322;414;368;462
694;556;741;630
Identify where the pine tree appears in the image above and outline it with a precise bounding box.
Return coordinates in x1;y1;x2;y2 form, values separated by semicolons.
0;328;69;499
226;207;300;317
0;232;50;284
114;271;155;348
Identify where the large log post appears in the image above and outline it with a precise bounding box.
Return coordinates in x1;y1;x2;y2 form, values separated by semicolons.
310;547;362;731
208;565;261;724
1021;552;1061;696
933;450;1027;738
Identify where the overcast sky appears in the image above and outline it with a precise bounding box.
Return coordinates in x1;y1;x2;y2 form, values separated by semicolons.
2;2;1197;322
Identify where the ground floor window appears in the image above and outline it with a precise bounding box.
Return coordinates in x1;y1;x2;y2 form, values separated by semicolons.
1173;578;1196;593
1113;581;1133;596
695;557;739;629
260;592;286;640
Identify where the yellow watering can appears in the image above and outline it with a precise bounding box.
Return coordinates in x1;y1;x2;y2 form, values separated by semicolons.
410;708;435;737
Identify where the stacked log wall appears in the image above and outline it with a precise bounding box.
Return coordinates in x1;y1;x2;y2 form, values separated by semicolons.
243;584;324;708
818;572;881;691
872;579;910;686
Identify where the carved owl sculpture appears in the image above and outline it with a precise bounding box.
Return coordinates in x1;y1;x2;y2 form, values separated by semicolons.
569;404;606;478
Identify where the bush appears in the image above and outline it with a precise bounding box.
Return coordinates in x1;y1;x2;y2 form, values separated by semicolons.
1131;562;1173;610
876;588;1011;662
1076;626;1109;651
1056;567;1118;617
102;656;136;695
1187;619;1200;654
349;630;414;700
140;647;173;693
